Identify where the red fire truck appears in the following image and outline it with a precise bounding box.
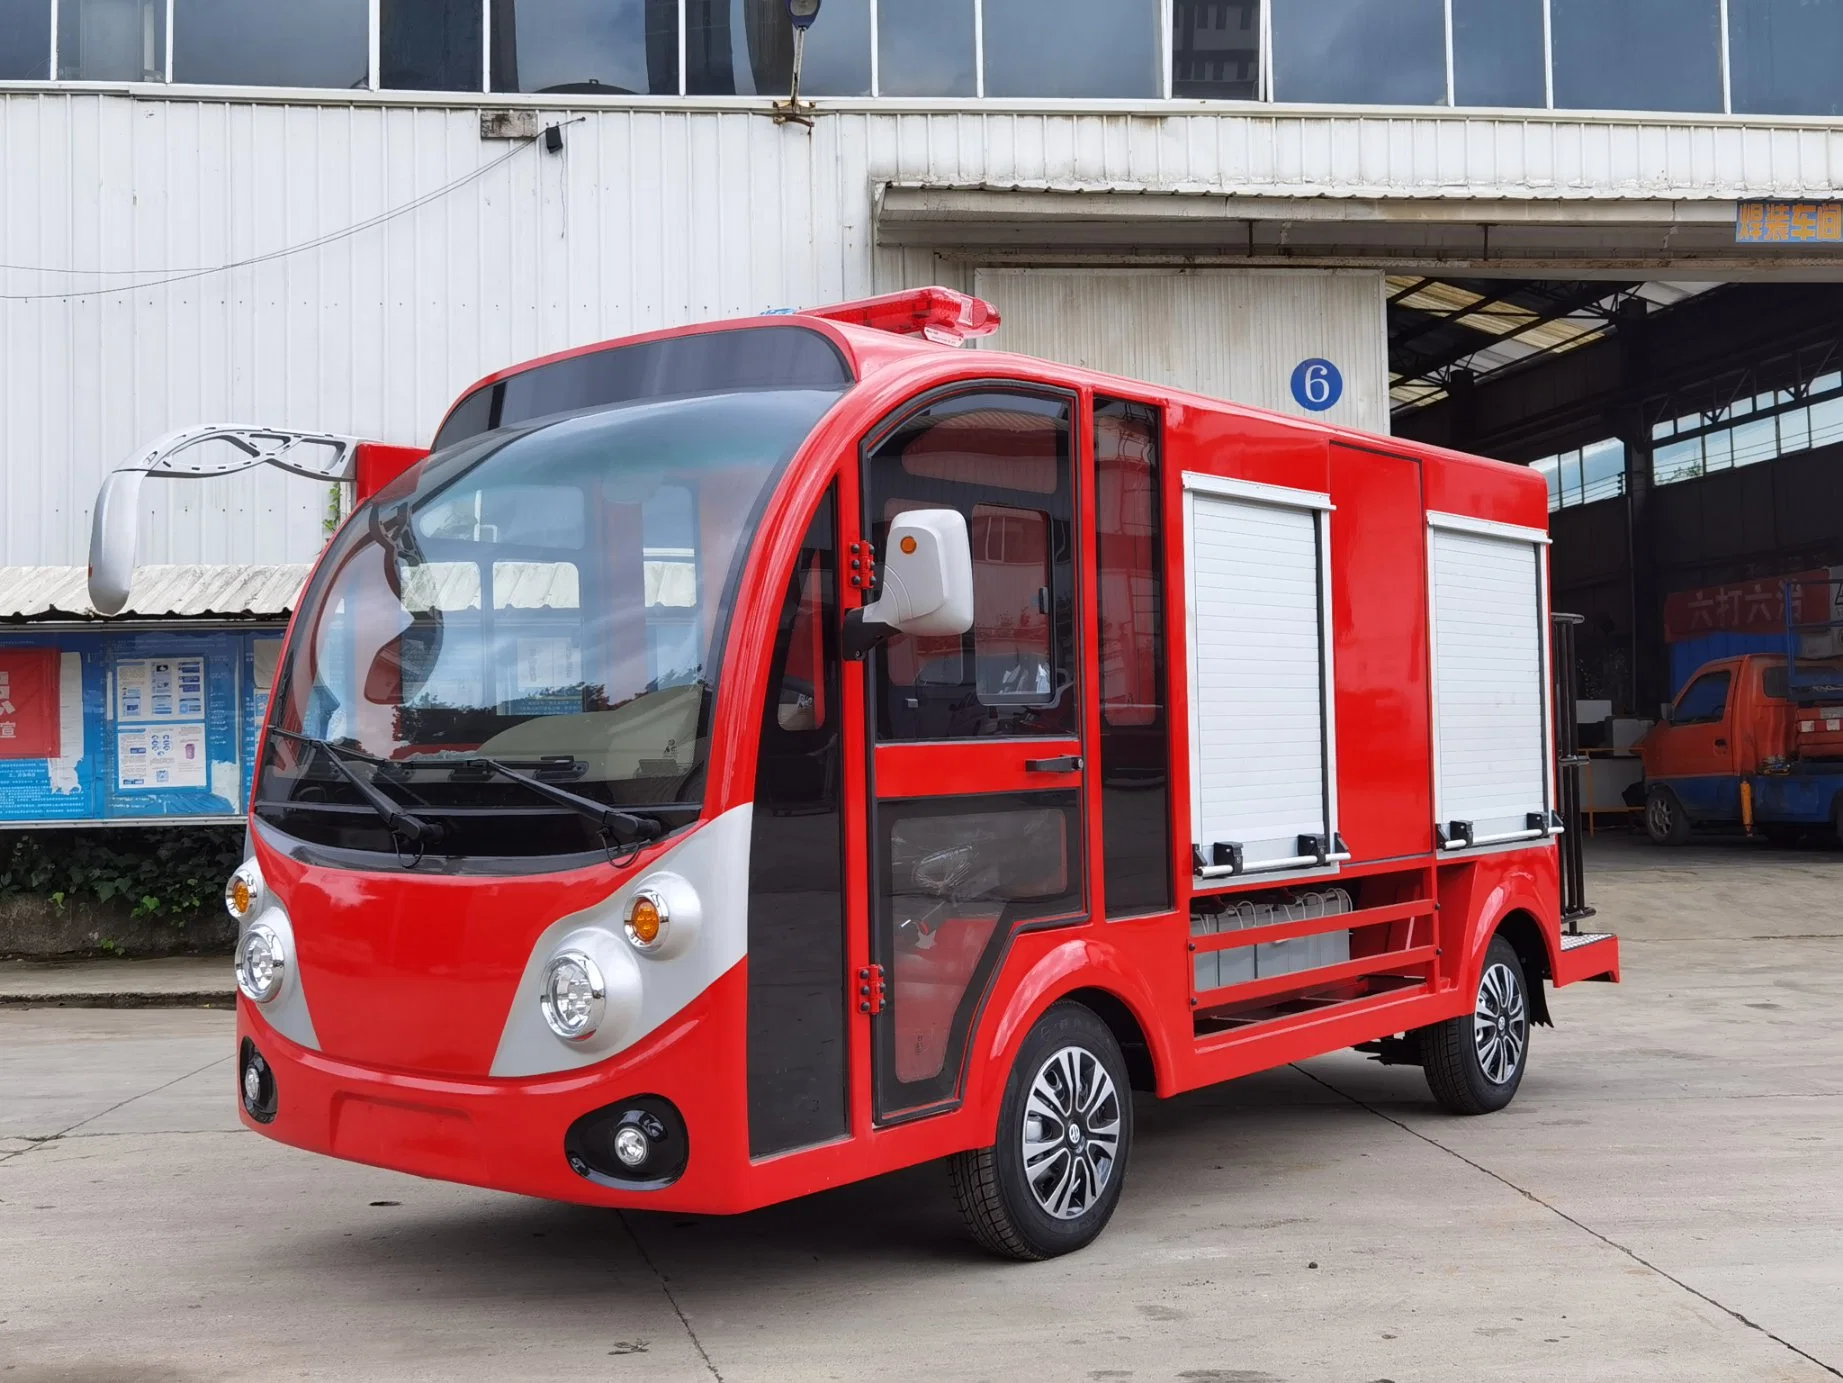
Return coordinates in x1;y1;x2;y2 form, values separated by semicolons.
90;288;1621;1259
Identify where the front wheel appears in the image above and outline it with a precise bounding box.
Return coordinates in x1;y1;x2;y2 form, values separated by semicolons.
948;1003;1132;1261
1645;784;1692;845
1421;935;1531;1115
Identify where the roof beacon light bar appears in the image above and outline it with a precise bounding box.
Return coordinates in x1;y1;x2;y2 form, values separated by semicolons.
804;287;1001;346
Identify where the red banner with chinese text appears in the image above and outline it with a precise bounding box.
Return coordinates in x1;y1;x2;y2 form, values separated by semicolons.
0;648;61;760
1663;569;1837;642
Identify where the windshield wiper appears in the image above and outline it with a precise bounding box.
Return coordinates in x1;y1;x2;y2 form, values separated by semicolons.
268;729;445;848
422;754;664;847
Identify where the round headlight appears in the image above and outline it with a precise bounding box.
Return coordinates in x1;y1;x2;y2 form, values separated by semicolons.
225;860;264;922
235;920;286;1004
540;951;607;1042
624;890;668;953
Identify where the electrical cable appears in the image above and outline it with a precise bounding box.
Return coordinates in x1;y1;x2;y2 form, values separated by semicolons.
0;119;578;302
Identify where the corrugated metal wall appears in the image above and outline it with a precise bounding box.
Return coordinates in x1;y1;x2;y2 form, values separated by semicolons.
974;268;1387;432
6;93;1841;569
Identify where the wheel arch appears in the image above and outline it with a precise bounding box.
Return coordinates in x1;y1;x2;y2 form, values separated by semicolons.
1060;986;1158;1094
1492;908;1554;1029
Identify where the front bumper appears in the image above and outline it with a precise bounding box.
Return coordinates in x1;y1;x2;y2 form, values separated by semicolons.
235;963;758;1211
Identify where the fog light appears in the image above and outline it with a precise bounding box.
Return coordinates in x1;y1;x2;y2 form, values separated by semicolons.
235;921;286;1003
239;1039;278;1124
540;951;606;1042
624;890;667;953
613;1125;650;1168
225;860;264;921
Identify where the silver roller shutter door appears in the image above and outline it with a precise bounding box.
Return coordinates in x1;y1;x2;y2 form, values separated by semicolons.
1429;526;1549;842
1186;490;1332;872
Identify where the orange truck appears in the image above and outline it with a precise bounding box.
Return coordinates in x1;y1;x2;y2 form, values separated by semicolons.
1638;646;1843;845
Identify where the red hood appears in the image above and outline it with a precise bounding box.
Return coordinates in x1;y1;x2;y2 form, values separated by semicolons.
256;834;659;1077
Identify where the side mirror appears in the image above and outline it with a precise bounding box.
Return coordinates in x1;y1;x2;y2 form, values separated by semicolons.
845;509;974;657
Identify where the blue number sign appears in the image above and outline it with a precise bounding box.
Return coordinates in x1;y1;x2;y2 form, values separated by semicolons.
1290;358;1343;413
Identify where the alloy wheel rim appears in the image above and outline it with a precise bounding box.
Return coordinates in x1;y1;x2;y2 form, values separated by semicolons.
1473;961;1528;1085
1650;795;1674;837
1020;1046;1122;1220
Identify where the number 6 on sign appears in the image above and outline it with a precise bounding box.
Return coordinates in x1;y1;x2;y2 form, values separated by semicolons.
1290;358;1343;412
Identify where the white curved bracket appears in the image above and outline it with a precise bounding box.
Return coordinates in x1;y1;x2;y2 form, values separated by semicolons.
88;425;361;615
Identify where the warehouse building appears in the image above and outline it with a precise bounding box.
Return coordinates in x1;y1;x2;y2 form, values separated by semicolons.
1;0;1841;827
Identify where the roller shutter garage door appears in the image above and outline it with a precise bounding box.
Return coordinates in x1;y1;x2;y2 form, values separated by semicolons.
1428;520;1550;846
1185;480;1335;874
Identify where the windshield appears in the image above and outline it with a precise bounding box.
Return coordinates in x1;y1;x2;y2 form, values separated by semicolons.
257;387;842;865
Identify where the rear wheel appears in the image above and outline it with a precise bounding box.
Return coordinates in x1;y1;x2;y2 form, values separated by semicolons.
1422;935;1530;1116
1645;784;1691;845
948;1003;1132;1261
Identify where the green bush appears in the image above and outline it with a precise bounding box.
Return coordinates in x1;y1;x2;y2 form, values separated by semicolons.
0;826;245;921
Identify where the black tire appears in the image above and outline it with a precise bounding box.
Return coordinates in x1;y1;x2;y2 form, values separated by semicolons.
1422;935;1531;1116
1645;784;1692;845
947;1002;1132;1261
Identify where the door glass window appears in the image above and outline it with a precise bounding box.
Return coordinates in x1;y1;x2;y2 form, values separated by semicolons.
878;792;1082;1111
1674;671;1732;725
868;392;1075;742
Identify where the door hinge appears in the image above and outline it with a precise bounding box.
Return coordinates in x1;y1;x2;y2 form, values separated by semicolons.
848;539;877;592
857;964;886;1016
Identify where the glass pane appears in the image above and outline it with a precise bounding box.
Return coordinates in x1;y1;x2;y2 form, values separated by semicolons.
1729;0;1843;116
0;0;50;79
970;505;1053;707
869;392;1076;741
490;0;678;95
173;0;367;87
1652;437;1704;486
1095;399;1172;917
1172;0;1260;100
1674;671;1731;723
1780;406;1811;455
878;791;1083;1112
1551;0;1722;112
1810;394;1843;449
1561;448;1584;506
59;0;165;81
1731;415;1779;467
1703;426;1734;471
381;0;481;90
747;493;845;1157
982;0;1161;98
1579;438;1625;503
877;0;975;97
686;0;868;96
1452;0;1544;107
1272;0;1446;105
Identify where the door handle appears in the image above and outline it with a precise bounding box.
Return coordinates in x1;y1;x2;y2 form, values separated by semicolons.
1026;755;1082;774
1714;738;1728;748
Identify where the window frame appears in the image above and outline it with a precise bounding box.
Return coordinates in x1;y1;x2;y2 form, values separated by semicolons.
1672;669;1733;726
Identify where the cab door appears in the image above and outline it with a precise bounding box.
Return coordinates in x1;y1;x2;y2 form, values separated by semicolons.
1651;663;1741;819
859;386;1090;1122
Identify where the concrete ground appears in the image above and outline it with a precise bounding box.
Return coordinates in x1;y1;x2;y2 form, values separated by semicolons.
2;834;1840;1382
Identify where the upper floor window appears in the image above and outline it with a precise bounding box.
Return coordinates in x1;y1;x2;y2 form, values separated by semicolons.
7;0;1832;116
1532;439;1626;512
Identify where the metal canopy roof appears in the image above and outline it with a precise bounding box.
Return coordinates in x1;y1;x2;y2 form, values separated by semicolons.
0;565;309;623
1388;276;1720;412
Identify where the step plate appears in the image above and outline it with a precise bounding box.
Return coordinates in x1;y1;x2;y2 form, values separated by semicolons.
1560;931;1616;951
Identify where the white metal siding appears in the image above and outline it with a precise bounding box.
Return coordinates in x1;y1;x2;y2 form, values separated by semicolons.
971;268;1387;433
1187;491;1329;870
4;92;1842;571
1429;528;1547;839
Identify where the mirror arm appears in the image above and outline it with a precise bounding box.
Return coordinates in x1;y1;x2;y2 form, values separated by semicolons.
843;608;895;661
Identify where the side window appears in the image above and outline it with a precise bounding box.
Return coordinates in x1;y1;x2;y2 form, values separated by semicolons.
1096;399;1172;916
1674;671;1733;725
867;391;1075;741
1762;666;1788;701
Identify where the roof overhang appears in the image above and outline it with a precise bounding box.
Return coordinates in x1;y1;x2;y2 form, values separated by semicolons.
877;185;1843;278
